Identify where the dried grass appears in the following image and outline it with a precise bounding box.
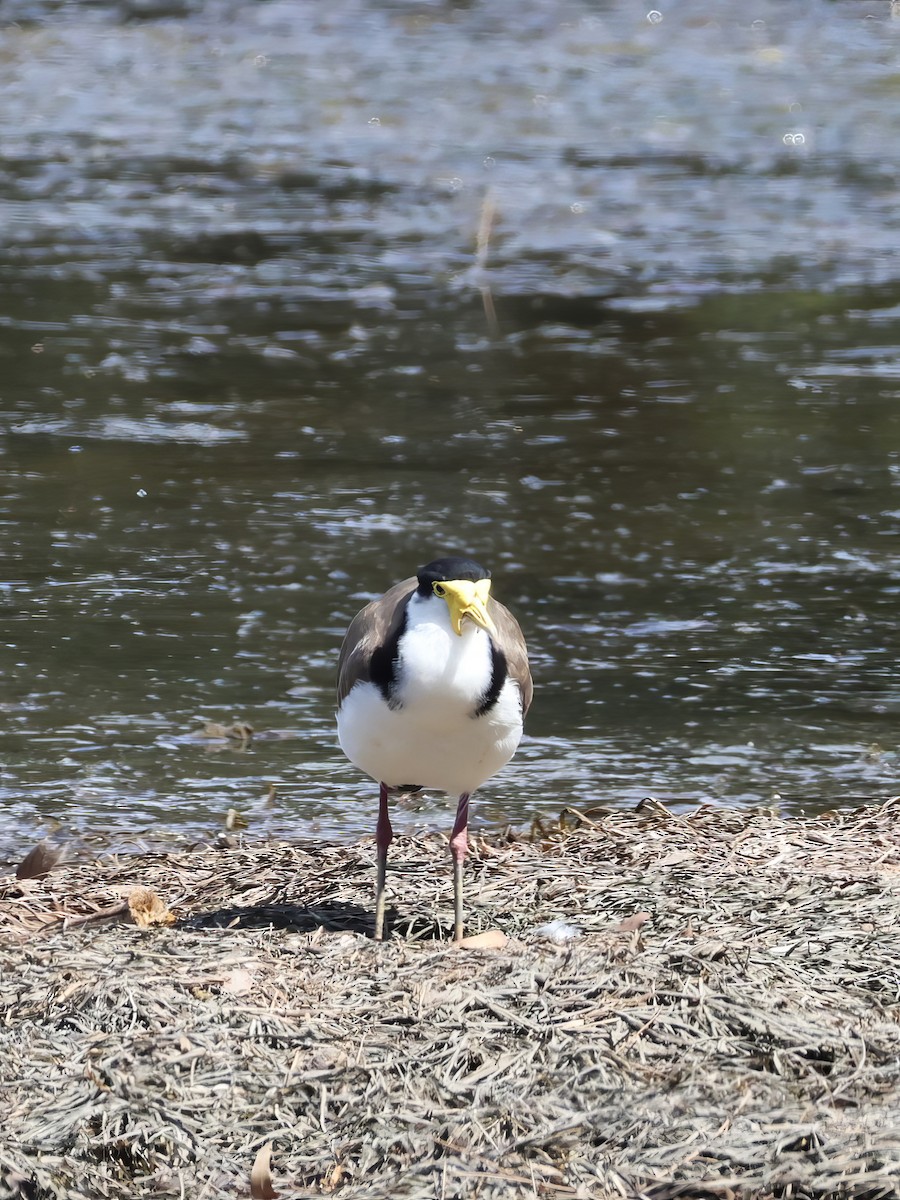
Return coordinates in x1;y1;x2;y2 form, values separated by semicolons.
3;799;900;1199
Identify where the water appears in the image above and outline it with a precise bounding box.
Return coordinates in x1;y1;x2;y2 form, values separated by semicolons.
2;0;899;862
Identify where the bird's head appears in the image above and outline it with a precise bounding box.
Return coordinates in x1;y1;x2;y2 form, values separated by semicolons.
416;556;496;637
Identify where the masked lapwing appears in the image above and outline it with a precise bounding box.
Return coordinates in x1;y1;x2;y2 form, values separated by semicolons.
337;555;532;942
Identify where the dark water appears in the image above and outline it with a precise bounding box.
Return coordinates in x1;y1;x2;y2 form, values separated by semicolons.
2;0;899;861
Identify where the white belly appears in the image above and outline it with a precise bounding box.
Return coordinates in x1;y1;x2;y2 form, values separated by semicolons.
337;677;524;797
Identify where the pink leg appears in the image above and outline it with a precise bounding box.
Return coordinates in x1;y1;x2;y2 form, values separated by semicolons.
450;793;470;942
374;782;393;941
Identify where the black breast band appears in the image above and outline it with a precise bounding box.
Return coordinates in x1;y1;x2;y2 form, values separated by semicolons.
369;598;410;706
475;642;508;717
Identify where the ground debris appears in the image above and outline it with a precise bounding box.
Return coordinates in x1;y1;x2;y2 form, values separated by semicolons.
127;886;176;928
3;800;900;1198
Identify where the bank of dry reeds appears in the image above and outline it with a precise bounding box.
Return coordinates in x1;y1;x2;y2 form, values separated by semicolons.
3;798;900;1199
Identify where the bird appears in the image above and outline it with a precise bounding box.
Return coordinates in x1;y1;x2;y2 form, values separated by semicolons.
336;555;533;942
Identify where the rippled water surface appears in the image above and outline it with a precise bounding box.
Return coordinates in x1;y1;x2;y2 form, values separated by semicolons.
2;0;899;862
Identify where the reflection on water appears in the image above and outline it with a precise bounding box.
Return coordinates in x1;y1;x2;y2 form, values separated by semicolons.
1;0;899;860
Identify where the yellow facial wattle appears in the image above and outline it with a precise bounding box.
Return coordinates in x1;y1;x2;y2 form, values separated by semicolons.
433;577;496;636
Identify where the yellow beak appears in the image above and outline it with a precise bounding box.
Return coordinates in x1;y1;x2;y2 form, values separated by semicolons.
435;578;496;637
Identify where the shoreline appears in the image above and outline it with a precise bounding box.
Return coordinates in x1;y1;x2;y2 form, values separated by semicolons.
3;799;900;1199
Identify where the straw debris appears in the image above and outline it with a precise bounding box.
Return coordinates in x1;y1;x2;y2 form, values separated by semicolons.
3;798;900;1199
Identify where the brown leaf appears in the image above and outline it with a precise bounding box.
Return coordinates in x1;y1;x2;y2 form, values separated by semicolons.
203;721;254;743
16;842;65;880
226;722;254;742
455;929;509;951
251;1142;278;1200
321;1162;347;1193
127;887;176;928
615;911;650;934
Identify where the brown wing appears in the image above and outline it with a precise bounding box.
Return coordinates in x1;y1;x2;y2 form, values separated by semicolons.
336;577;416;707
489;597;533;716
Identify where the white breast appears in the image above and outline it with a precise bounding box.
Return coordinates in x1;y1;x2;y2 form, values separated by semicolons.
395;592;493;714
337;591;524;796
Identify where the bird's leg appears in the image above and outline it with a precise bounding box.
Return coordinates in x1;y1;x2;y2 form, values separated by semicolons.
449;792;470;943
374;782;393;941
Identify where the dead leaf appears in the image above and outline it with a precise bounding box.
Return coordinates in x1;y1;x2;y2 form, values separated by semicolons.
222;967;254;995
203;721;254;743
251;1142;278;1200
658;848;695;867
128;887;176;928
455;929;509;951
615;911;650;934
16;842;65;880
227;722;254;742
56;978;84;1003
321;1162;347;1193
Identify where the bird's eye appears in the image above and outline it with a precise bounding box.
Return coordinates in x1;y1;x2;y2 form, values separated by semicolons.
433;583;446;598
